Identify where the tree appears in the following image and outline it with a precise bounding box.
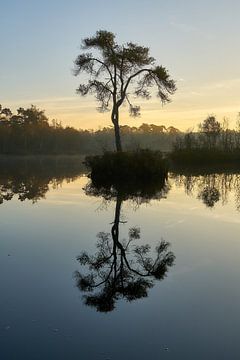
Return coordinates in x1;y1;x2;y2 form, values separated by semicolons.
0;105;12;121
73;30;176;151
200;115;221;135
11;105;49;126
199;115;221;148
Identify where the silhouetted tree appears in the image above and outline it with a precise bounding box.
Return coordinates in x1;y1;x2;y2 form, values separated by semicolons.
199;115;221;148
0;105;12;119
200;116;221;134
73;30;176;151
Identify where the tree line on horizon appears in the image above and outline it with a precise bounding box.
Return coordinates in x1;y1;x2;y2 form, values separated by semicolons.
172;114;240;163
1;104;240;157
0;104;180;155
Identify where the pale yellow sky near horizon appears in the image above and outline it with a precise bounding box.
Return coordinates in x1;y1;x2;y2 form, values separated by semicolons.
4;76;240;131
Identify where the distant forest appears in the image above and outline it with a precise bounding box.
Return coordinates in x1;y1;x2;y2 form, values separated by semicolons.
0;105;180;155
172;114;240;164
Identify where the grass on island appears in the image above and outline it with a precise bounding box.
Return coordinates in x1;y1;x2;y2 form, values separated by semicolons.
85;149;168;186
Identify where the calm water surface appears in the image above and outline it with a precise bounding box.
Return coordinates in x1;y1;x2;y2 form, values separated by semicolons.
1;163;240;359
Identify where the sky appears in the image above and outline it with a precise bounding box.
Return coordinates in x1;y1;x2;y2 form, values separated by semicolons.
1;0;240;130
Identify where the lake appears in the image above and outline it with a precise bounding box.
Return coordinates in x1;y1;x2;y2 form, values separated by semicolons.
1;159;240;359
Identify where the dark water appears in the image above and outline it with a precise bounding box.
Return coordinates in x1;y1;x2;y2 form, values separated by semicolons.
1;160;240;359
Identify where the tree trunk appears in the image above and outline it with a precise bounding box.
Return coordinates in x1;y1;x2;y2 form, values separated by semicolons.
111;107;122;152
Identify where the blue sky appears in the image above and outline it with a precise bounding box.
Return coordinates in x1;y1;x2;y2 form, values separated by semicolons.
1;0;240;129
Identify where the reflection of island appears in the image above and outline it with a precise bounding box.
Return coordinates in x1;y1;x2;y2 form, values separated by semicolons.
75;175;175;312
171;169;240;210
0;157;85;203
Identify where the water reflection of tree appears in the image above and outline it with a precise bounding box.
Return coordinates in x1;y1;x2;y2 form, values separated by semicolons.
172;171;240;210
84;171;171;208
0;158;84;204
75;176;175;313
0;177;49;204
197;187;220;208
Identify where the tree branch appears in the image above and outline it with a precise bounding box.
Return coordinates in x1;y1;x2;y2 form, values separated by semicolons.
91;57;114;86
